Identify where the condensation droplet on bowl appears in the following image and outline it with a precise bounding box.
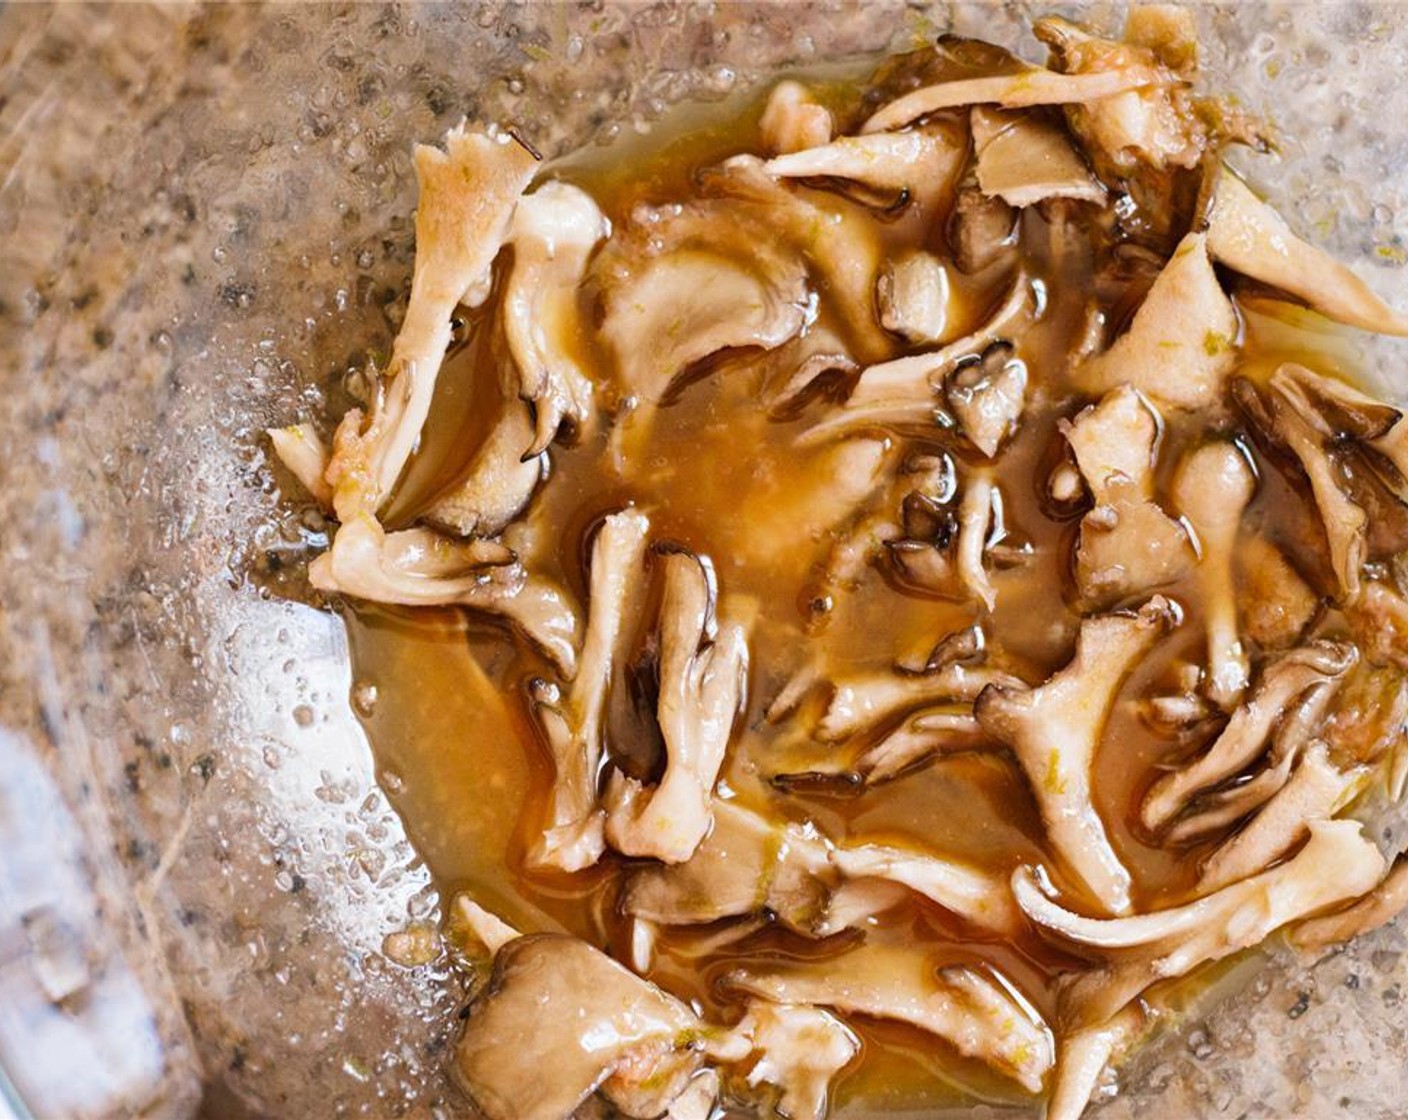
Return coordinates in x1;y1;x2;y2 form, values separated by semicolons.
293;704;315;727
275;869;296;892
351;680;378;717
379;768;404;794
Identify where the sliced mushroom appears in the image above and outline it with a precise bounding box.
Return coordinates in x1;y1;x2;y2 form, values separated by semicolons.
1033;15;1204;175
803;271;1035;444
726;948;1054;1093
326;127;537;521
1061;386;1195;610
1046;1007;1143;1120
955;471;1000;610
449;894;522;957
605;551;750;864
970;106;1105;208
976;597;1179;914
759;80;834;156
268;423;333;508
862;61;1167;134
945;342;1028;457
1236;535;1321;651
528;509;649;871
423;397;546;538
663;1072;720;1120
728;1001;860;1120
1139;639;1357;834
1044;820;1386;1029
817;628;1018;743
946;182;1019;274
1195;742;1365;893
454;933;704;1120
758;325;861;413
763;125;965;212
309;514;578;675
1170;440;1258;708
1073;233;1237;412
1289;857;1408;954
1207;168;1408;336
501;180;609;456
877;250;952;345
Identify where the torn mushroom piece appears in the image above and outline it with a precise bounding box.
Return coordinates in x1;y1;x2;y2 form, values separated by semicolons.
763;124;966;212
853;707;989;784
1290;857;1408;955
501;181;609;457
726;947;1053;1093
1060;386;1195;611
1072;233;1238;412
946;182;1018;274
877;250;952;346
309;515;578;675
759;80;833;156
1207;167;1408;337
528;509;650;871
1236;535;1321;651
976;597;1180;914
827;843;1022;936
325;126;538;521
605;550;750;864
1233;372;1369;602
1045;1006;1143;1120
1018;820;1387;1029
725;1001;859;1120
424;396;546;539
1139;639;1357;835
1032;15;1205;176
454;932;707;1120
1195;742;1365;893
1170;439;1258;709
815;626;1019;743
945;342;1028;458
969;106;1106;208
803;270;1035;444
268;423;333;509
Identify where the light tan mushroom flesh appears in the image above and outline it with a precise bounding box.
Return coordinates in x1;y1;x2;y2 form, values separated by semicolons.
970;105;1105;208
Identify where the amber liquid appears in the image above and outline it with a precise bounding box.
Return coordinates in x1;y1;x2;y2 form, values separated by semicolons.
339;67;1369;1116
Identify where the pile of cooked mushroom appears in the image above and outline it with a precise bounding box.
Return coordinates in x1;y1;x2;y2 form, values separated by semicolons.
270;8;1408;1120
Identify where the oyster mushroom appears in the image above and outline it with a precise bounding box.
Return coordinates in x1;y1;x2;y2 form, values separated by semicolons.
663;1072;720;1120
946;182;1018;274
1170;439;1258;708
828;843;1022;936
854;707;989;783
803;270;1035;444
1195;742;1365;893
877;250;952;345
946;342;1028;458
620;800;834;935
976;596;1180;914
816;626;1018;743
605;551;750;864
1349;581;1408;671
501;180;609;456
449;894;521;956
1233;373;1369;602
454;933;705;1120
969;106;1106;208
759;80;833;156
1290;857;1408;954
268;423;333;508
1033;15;1205;175
1207;168;1408;336
528;509;650;871
1061;386;1195;611
325;126;538;521
1046;1007;1143;1120
309;515;578;675
1236;535;1321;651
763;125;965;212
1139;639;1357;834
862;59;1167;134
1073;233;1238;412
1030;820;1387;1029
955;470;1000;610
725;949;1054;1093
726;1001;859;1120
424;397;546;538
594;198;811;405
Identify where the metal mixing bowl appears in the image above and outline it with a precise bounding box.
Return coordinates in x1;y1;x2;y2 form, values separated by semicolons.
2;4;1406;1117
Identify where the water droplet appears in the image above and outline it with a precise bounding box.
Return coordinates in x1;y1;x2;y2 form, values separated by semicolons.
379;769;405;794
274;869;295;892
351;681;379;717
293;704;315;727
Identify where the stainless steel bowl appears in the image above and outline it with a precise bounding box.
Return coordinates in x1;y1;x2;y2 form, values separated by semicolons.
2;4;1406;1117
